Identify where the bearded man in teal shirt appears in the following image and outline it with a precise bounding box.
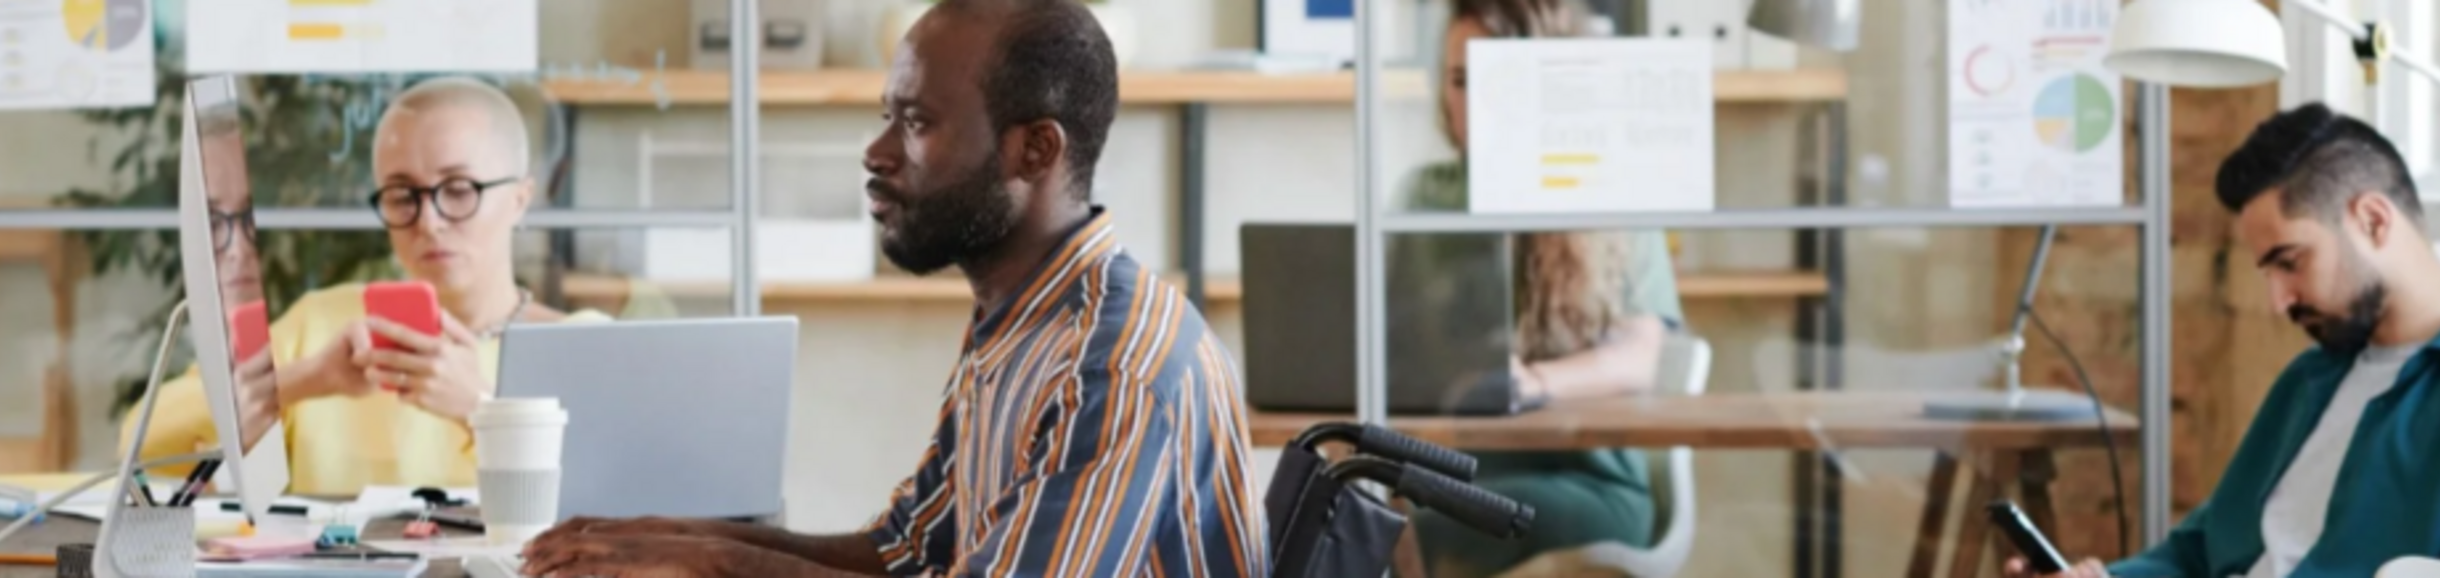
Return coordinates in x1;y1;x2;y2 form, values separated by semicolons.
2013;104;2440;578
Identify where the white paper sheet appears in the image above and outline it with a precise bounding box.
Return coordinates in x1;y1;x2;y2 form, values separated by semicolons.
0;0;156;110
187;0;535;74
1465;38;1715;214
1947;0;2124;208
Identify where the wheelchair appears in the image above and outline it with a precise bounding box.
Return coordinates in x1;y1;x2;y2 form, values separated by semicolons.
1266;422;1535;578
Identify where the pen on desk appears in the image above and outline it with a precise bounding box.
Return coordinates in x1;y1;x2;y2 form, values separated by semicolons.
0;553;55;566
300;552;421;561
427;512;485;532
218;502;309;516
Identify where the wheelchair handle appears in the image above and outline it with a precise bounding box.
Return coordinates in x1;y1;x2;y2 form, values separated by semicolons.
1393;465;1534;540
1323;457;1533;540
1287;422;1477;481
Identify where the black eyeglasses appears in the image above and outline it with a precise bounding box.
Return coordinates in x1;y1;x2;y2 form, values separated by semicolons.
210;209;255;252
367;176;519;228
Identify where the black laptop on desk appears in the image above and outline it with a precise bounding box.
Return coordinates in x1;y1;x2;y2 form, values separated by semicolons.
1239;223;1540;416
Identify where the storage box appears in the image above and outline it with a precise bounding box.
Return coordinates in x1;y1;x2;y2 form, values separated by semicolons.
693;0;826;70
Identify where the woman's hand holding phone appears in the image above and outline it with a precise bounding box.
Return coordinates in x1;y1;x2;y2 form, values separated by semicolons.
359;315;493;423
276;321;383;407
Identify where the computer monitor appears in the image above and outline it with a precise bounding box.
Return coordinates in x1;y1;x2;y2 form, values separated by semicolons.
173;75;288;520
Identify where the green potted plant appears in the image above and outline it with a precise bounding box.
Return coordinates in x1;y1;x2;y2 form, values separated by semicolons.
55;44;403;415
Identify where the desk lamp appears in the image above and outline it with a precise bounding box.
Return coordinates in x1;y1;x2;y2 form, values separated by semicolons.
1923;225;2104;421
1751;0;2096;420
2107;0;2440;89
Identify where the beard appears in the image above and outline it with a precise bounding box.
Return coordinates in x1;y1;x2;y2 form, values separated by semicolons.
871;155;1018;275
2289;257;2388;357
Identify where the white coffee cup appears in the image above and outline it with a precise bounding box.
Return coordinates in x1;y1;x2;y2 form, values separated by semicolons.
470;397;568;545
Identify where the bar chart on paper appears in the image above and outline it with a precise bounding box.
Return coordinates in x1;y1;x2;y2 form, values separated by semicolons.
187;0;536;74
0;0;153;109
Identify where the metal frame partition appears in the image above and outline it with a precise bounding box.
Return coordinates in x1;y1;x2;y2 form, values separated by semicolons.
1347;0;2177;558
0;0;766;318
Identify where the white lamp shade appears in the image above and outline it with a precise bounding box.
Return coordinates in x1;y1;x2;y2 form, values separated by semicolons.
2104;0;2288;88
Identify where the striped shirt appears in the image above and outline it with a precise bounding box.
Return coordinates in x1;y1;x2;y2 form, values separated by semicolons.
864;210;1269;577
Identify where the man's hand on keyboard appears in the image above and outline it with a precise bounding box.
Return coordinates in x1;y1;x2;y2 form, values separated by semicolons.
527;516;738;549
520;533;810;578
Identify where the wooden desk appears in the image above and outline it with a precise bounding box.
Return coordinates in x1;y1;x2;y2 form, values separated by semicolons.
1250;392;2139;578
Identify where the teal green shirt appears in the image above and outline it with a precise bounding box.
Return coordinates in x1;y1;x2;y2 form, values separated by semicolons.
2111;334;2440;577
1401;161;1682;501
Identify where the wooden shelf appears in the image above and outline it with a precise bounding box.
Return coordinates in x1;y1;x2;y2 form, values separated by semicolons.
559;270;1825;304
542;69;1847;107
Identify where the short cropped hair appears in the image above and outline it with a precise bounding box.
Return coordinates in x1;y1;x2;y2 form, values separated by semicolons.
377;77;532;179
2217;102;2421;227
958;0;1117;200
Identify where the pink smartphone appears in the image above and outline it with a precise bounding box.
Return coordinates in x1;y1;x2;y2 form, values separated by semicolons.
228;300;269;361
363;281;441;352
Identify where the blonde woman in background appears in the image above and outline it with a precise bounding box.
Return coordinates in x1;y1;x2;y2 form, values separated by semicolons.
123;78;610;496
1398;0;1683;576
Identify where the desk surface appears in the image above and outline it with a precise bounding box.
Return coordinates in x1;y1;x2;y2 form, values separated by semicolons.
1248;391;2140;451
0;516;470;578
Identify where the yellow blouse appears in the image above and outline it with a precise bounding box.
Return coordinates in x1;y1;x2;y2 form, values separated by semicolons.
120;283;609;496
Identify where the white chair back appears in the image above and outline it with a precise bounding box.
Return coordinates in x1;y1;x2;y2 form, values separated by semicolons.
1639;334;1708;574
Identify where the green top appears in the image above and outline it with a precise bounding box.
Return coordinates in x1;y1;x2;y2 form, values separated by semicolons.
2109;333;2440;578
1400;161;1684;497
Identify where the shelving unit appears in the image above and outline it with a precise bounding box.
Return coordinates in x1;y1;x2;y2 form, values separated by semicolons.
558;269;1829;304
541;68;1848;106
541;67;1850;308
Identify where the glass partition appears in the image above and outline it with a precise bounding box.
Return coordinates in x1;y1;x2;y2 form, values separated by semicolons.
1347;0;2159;576
0;0;752;481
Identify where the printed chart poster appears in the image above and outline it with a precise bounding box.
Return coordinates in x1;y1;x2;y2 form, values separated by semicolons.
0;0;156;110
1949;0;2123;208
189;0;535;74
1468;39;1715;214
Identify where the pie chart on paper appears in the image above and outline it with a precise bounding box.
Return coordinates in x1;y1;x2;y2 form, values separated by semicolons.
60;0;145;52
2032;73;2114;153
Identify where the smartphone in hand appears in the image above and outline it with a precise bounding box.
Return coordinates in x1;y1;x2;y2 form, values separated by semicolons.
1989;500;2069;574
364;281;442;351
229;300;269;361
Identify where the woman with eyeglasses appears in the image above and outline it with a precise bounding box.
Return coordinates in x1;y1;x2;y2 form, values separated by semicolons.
125;77;611;495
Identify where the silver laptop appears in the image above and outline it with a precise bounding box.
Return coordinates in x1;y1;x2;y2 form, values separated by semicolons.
497;317;797;521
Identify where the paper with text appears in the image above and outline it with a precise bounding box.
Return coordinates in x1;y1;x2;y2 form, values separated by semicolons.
188;0;535;74
1466;38;1715;214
